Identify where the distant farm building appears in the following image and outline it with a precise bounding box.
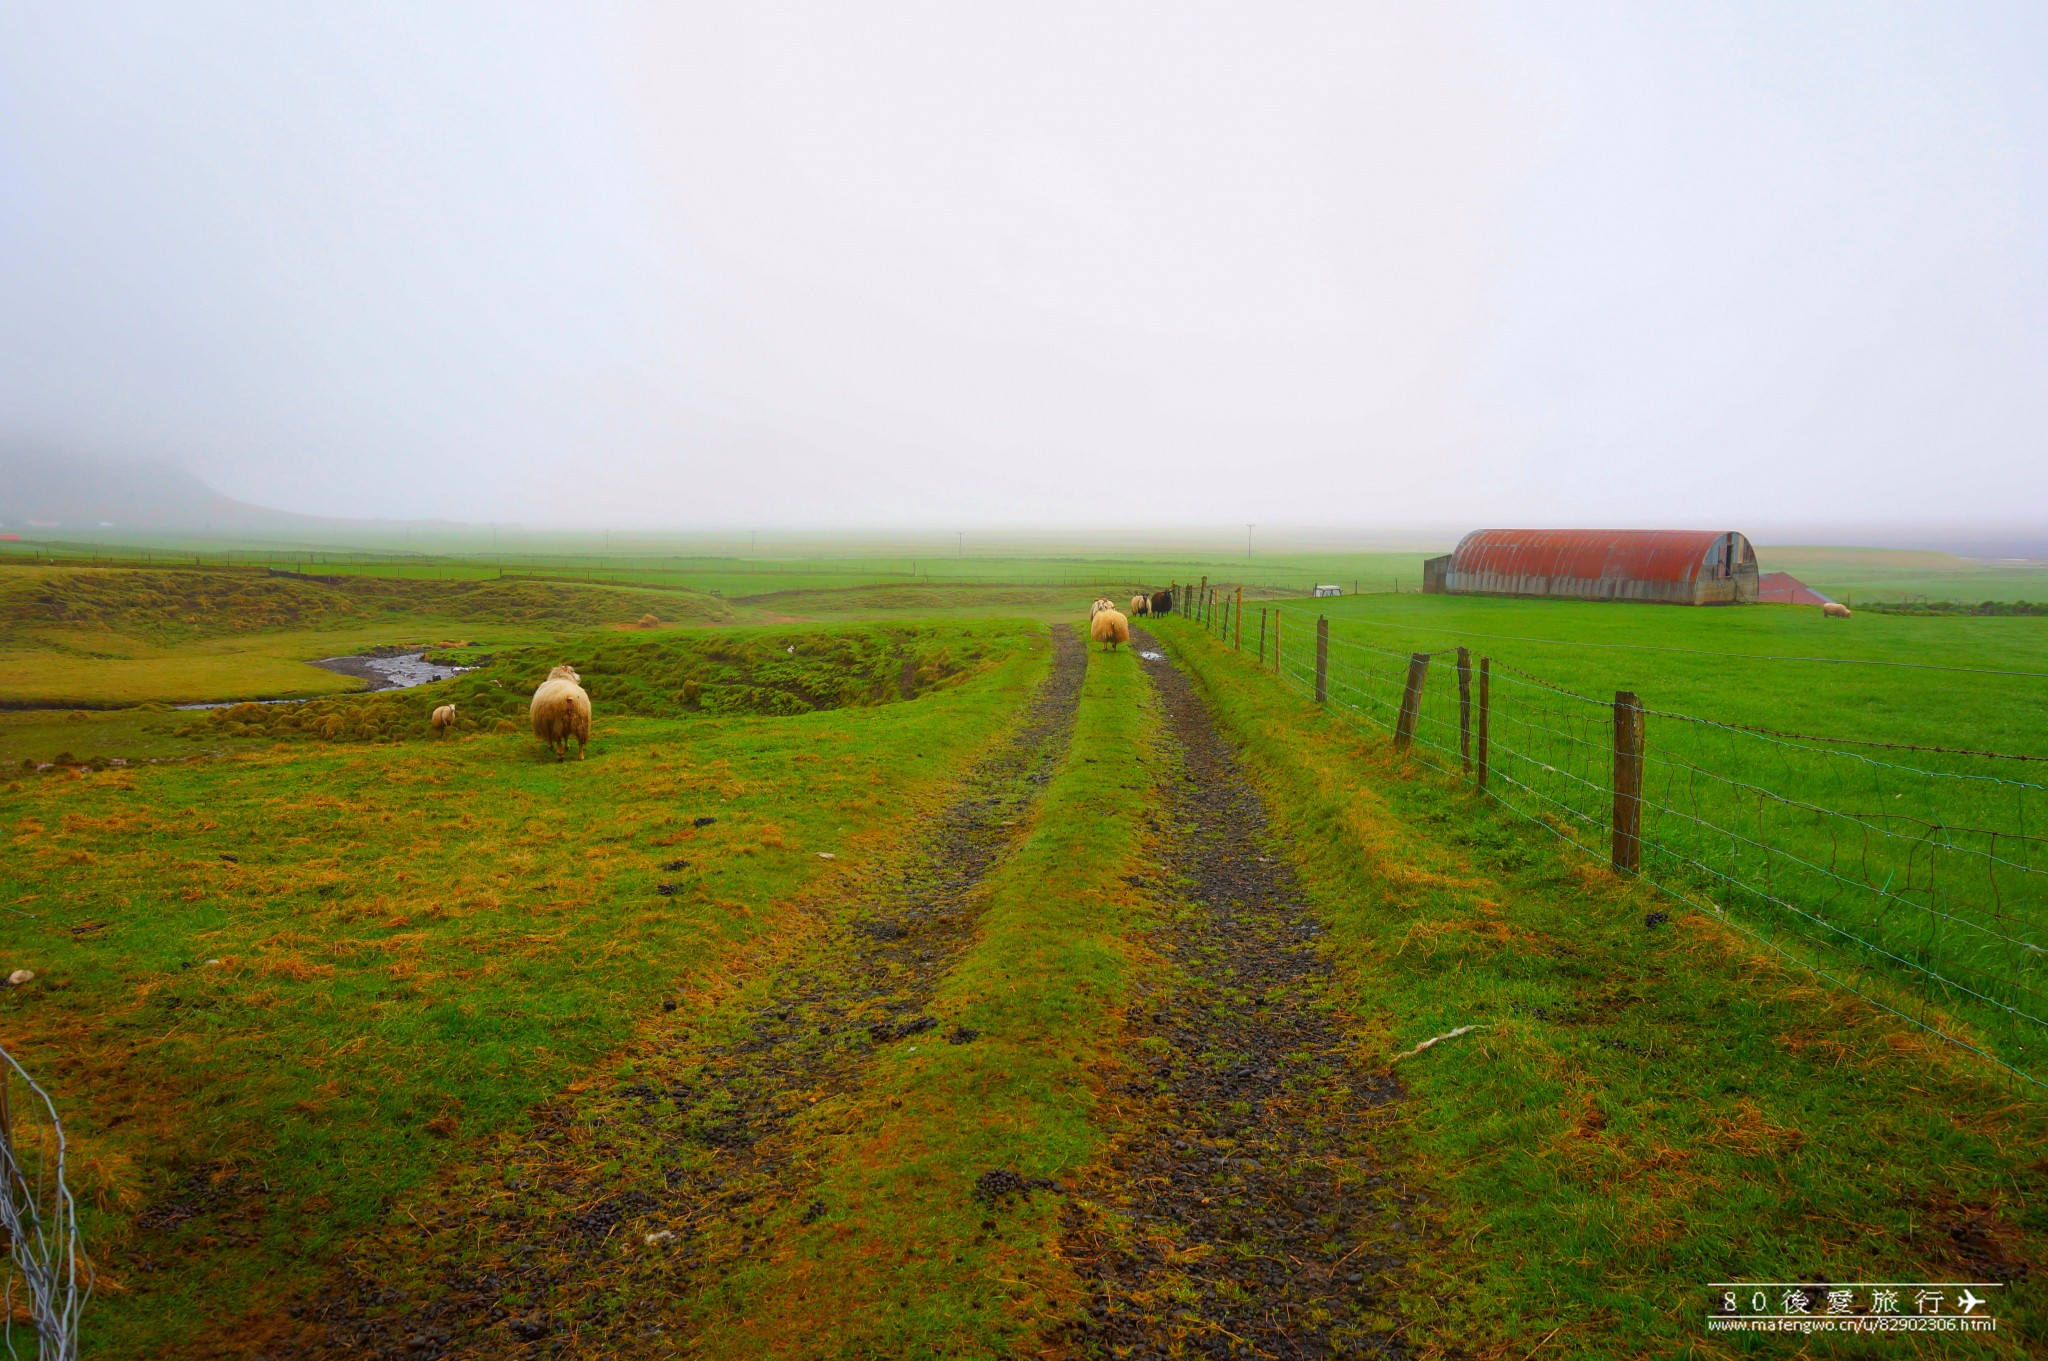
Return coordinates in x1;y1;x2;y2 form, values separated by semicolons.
1312;584;1343;598
1421;529;1760;605
1756;571;1836;606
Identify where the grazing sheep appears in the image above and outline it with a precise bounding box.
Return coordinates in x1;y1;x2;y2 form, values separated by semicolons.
430;703;457;736
1130;593;1151;617
1150;589;1173;616
1822;601;1852;619
1090;607;1130;650
530;664;592;761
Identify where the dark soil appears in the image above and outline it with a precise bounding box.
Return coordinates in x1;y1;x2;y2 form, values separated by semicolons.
1060;626;1414;1359
265;626;1086;1359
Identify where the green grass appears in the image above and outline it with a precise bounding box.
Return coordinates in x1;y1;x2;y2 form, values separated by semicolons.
1155;621;2048;1355
0;619;1048;1356
1757;545;2048;605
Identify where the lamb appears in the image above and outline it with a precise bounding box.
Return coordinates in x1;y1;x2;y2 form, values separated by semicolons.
1090;607;1131;650
1822;601;1852;618
430;703;457;737
1150;589;1173;616
530;664;592;760
1129;593;1151;617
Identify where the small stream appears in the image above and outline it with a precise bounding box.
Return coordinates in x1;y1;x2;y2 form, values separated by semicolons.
176;652;470;710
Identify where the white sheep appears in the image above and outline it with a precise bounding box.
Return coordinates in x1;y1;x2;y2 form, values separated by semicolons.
1091;608;1131;650
530;665;592;760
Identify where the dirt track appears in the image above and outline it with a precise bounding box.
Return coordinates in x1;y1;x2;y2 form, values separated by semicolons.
271;626;1085;1358
1059;627;1413;1358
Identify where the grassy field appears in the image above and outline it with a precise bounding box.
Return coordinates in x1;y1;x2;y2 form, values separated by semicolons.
1757;545;2048;605
4;553;2047;1355
1187;590;2048;1089
0;618;1048;1355
1249;589;2048;751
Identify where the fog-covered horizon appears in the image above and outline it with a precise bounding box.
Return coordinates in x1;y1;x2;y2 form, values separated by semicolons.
3;3;2044;531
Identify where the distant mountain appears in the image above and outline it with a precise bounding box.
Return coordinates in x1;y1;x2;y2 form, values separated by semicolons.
0;445;470;538
0;445;312;532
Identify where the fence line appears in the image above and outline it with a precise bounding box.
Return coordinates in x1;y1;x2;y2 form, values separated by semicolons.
1;1046;89;1359
1167;583;2048;1092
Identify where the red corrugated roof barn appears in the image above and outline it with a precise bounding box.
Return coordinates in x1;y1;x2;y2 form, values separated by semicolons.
1421;529;1760;605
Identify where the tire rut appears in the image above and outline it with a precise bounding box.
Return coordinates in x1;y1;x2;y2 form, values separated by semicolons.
274;625;1087;1359
1060;627;1414;1359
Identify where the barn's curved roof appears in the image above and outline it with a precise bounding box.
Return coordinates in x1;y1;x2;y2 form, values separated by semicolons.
1448;529;1749;585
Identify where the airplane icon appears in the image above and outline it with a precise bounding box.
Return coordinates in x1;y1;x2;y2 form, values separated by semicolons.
1957;1289;1986;1314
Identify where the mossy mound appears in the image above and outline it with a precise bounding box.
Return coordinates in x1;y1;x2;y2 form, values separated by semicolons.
198;624;1003;744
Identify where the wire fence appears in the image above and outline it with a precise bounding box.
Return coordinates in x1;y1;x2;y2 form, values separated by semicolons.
0;1046;88;1359
1172;584;2048;1092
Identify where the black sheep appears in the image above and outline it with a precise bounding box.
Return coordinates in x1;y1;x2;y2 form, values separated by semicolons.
1150;589;1173;616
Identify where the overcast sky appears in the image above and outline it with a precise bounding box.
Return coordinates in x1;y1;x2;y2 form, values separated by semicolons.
1;2;2043;530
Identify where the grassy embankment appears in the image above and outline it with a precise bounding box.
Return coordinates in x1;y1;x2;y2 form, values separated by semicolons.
0;618;1048;1357
0;565;732;707
1155;615;2048;1355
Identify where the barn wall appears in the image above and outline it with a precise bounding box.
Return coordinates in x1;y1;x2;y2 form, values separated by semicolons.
1440;529;1760;605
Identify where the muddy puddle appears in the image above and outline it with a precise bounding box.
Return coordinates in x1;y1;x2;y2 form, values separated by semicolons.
176;652;469;710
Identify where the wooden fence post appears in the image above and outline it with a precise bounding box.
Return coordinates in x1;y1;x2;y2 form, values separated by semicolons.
1314;616;1329;704
1475;657;1490;790
1456;647;1473;772
1258;607;1267;665
1611;690;1645;874
1394;652;1430;751
1234;587;1243;649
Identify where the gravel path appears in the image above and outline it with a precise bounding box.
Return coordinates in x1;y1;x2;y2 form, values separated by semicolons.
275;626;1086;1358
1060;627;1414;1359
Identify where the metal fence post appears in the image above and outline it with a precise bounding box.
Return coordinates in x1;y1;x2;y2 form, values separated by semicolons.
1456;646;1473;772
1612;690;1645;873
1475;657;1490;790
1258;607;1267;665
1394;652;1430;752
1314;616;1329;704
1274;608;1282;673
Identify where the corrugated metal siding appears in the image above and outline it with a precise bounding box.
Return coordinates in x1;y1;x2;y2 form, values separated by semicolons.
1444;529;1759;605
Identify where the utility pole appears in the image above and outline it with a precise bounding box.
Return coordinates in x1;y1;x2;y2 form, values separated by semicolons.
957;531;964;558
1246;523;1255;560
